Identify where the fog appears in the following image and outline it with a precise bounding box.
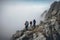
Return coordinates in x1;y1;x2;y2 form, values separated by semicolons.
0;1;54;38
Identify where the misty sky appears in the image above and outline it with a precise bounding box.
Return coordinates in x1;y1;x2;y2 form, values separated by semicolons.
0;0;59;37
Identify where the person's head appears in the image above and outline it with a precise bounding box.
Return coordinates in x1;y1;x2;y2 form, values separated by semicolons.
30;21;32;22
34;19;35;20
25;21;28;23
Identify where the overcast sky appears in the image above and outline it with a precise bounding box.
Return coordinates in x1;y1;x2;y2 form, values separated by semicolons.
0;0;59;37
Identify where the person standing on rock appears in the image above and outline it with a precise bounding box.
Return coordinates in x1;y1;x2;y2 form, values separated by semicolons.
25;21;29;30
33;19;36;28
30;21;32;27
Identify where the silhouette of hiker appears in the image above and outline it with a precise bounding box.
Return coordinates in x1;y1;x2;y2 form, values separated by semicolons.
33;19;36;28
30;21;32;27
25;21;29;30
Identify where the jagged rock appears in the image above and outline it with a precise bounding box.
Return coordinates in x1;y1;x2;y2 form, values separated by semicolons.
33;32;46;40
45;1;60;20
51;10;57;16
11;30;24;40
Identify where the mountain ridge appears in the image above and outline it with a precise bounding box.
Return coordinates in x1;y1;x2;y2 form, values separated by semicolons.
11;1;60;40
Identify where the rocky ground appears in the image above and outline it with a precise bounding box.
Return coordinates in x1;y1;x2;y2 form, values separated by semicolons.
11;1;60;40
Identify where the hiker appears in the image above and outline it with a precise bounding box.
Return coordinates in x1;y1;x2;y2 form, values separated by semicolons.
25;21;29;30
33;19;36;28
30;21;32;27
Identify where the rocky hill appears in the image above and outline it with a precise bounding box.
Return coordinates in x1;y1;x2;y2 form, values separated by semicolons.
11;1;60;40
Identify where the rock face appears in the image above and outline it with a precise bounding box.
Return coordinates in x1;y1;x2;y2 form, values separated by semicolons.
11;1;60;40
45;1;60;20
44;1;60;40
